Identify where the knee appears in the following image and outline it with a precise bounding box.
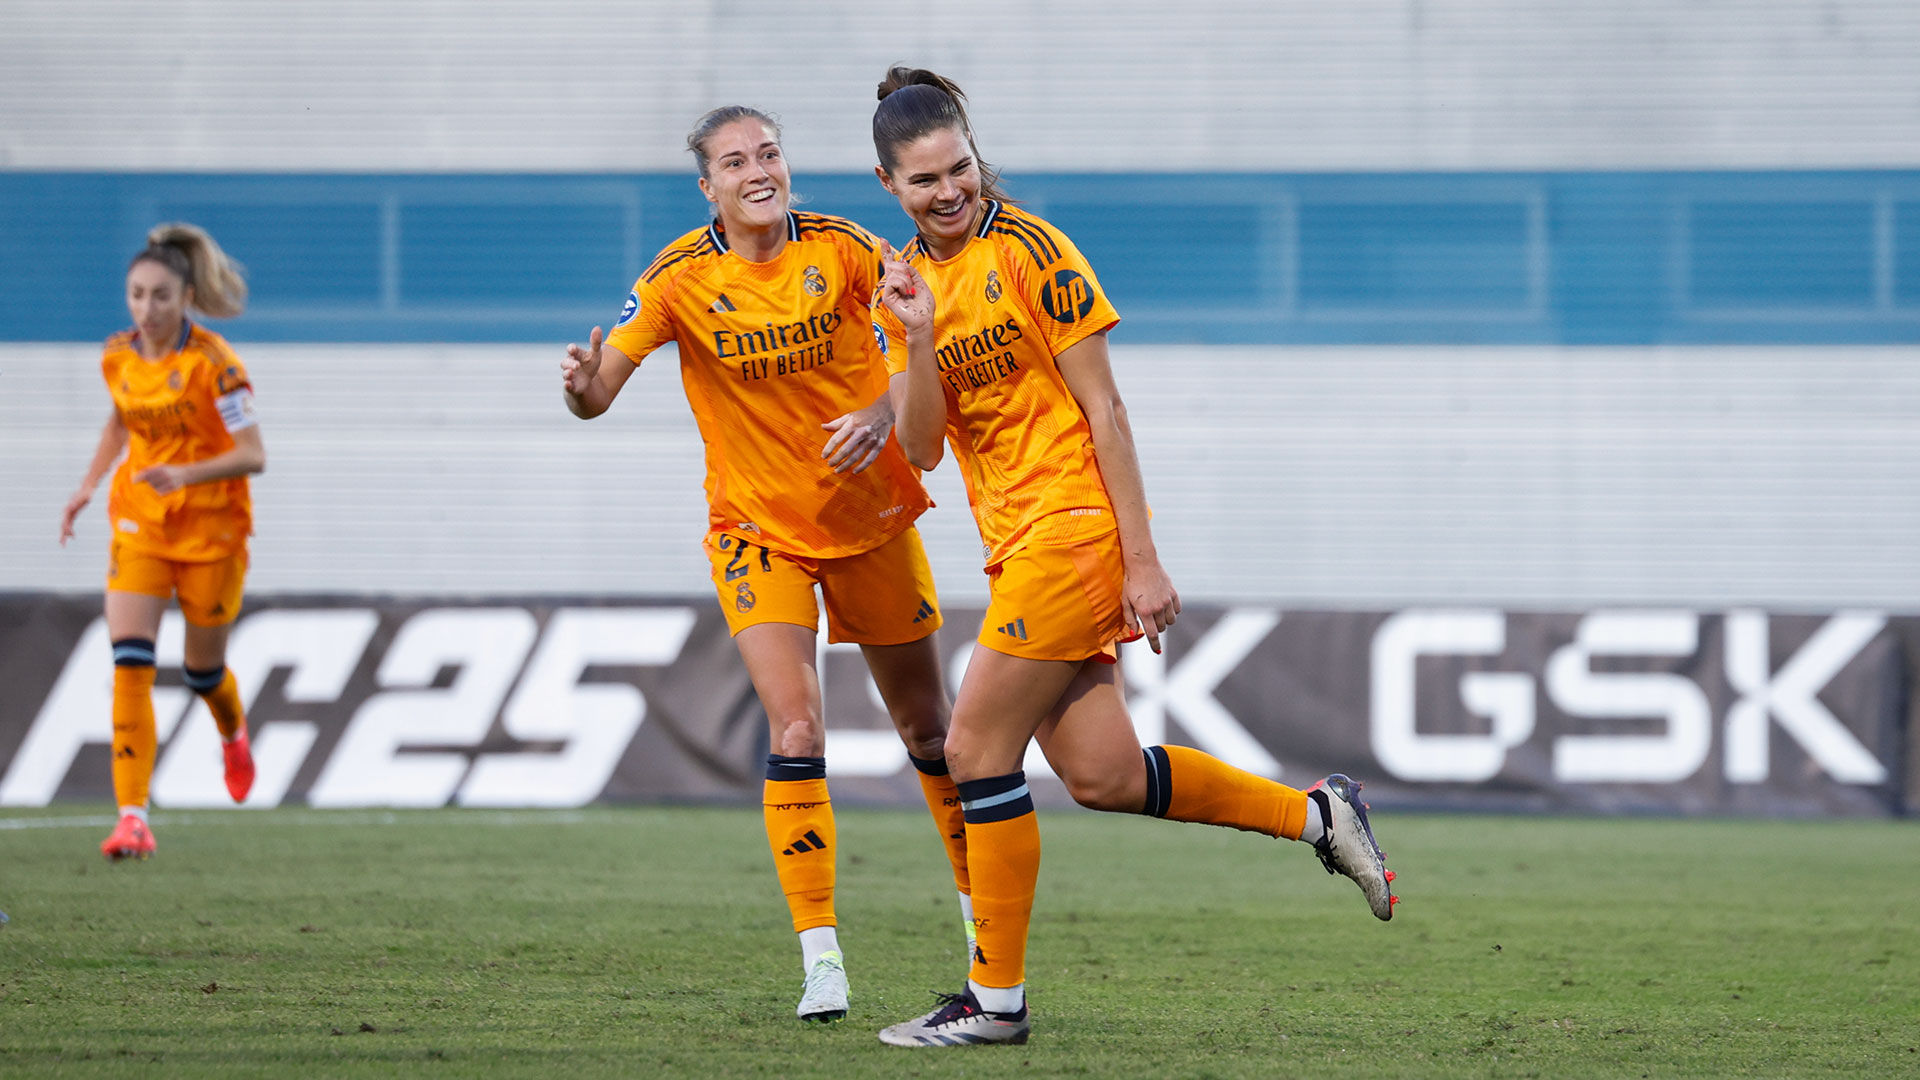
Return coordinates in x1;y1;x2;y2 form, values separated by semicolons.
893;702;949;761
1062;771;1139;814
766;703;825;759
941;729;987;781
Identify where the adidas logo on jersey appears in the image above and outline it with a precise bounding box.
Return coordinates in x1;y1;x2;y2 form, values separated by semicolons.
782;829;828;856
711;293;738;313
912;599;935;624
994;618;1028;641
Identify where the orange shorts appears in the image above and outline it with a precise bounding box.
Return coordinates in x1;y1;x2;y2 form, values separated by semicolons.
706;526;942;645
979;531;1142;663
107;540;247;626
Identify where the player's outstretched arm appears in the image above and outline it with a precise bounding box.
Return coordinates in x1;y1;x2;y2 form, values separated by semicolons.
59;409;128;546
561;326;639;419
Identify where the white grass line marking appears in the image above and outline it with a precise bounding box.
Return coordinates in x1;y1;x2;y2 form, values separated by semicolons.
0;809;605;830
0;814;118;830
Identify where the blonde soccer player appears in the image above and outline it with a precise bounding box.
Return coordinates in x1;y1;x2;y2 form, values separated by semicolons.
60;223;264;861
561;106;971;1023
867;68;1396;1047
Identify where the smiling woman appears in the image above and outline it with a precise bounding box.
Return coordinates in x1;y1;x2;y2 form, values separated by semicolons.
682;105;798;258
866;66;1398;1049
554;104;974;1026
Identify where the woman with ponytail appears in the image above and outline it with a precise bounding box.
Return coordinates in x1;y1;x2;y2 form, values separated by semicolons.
60;223;265;860
868;68;1396;1048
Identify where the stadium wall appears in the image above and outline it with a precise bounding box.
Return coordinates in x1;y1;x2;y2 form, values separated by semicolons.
5;1;1919;172
8;341;1920;609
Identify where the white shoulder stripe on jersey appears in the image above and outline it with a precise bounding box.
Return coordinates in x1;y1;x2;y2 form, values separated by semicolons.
975;199;1002;237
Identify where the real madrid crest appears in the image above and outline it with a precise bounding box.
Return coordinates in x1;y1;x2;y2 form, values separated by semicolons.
985;269;1002;303
803;265;827;297
735;581;757;612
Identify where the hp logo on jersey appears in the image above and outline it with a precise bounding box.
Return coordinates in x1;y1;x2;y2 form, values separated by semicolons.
616;290;640;326
1040;269;1095;324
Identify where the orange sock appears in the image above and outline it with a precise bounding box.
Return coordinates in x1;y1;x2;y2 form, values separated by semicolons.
959;772;1039;993
910;754;970;896
1143;745;1309;840
763;756;836;932
110;658;158;811
184;666;246;741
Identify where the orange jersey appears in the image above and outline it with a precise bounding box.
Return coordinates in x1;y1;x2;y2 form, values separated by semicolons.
101;321;255;562
875;201;1122;567
605;211;930;558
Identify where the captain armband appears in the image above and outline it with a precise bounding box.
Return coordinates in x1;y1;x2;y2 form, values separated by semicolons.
216;386;259;432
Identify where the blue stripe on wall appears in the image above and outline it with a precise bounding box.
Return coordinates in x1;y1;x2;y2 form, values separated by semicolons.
4;171;1917;345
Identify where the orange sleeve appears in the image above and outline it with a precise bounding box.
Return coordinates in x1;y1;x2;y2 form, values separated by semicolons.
607;228;712;363
1002;210;1119;357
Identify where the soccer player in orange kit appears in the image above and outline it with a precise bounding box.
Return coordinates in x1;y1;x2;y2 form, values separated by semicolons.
866;68;1396;1047
560;106;971;1023
59;223;264;861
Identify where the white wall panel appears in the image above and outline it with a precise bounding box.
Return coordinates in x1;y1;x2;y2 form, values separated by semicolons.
4;1;1917;171
8;344;1918;609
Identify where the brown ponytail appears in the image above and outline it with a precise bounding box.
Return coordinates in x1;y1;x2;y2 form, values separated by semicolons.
132;223;248;319
872;66;1011;202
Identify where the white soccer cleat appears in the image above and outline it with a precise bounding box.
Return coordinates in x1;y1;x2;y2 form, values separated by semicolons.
1308;774;1397;921
796;950;848;1022
878;987;1030;1047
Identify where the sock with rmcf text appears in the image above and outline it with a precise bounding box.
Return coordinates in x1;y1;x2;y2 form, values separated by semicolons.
959;771;1038;1015
910;753;972;934
763;756;837;939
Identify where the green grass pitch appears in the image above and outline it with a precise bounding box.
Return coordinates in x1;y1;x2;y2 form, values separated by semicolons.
1;806;1915;1078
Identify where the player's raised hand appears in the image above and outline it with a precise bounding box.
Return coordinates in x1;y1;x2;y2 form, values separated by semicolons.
562;326;605;396
877;241;933;333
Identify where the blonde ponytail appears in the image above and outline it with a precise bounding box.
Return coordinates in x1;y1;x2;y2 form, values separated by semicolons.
137;222;248;318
